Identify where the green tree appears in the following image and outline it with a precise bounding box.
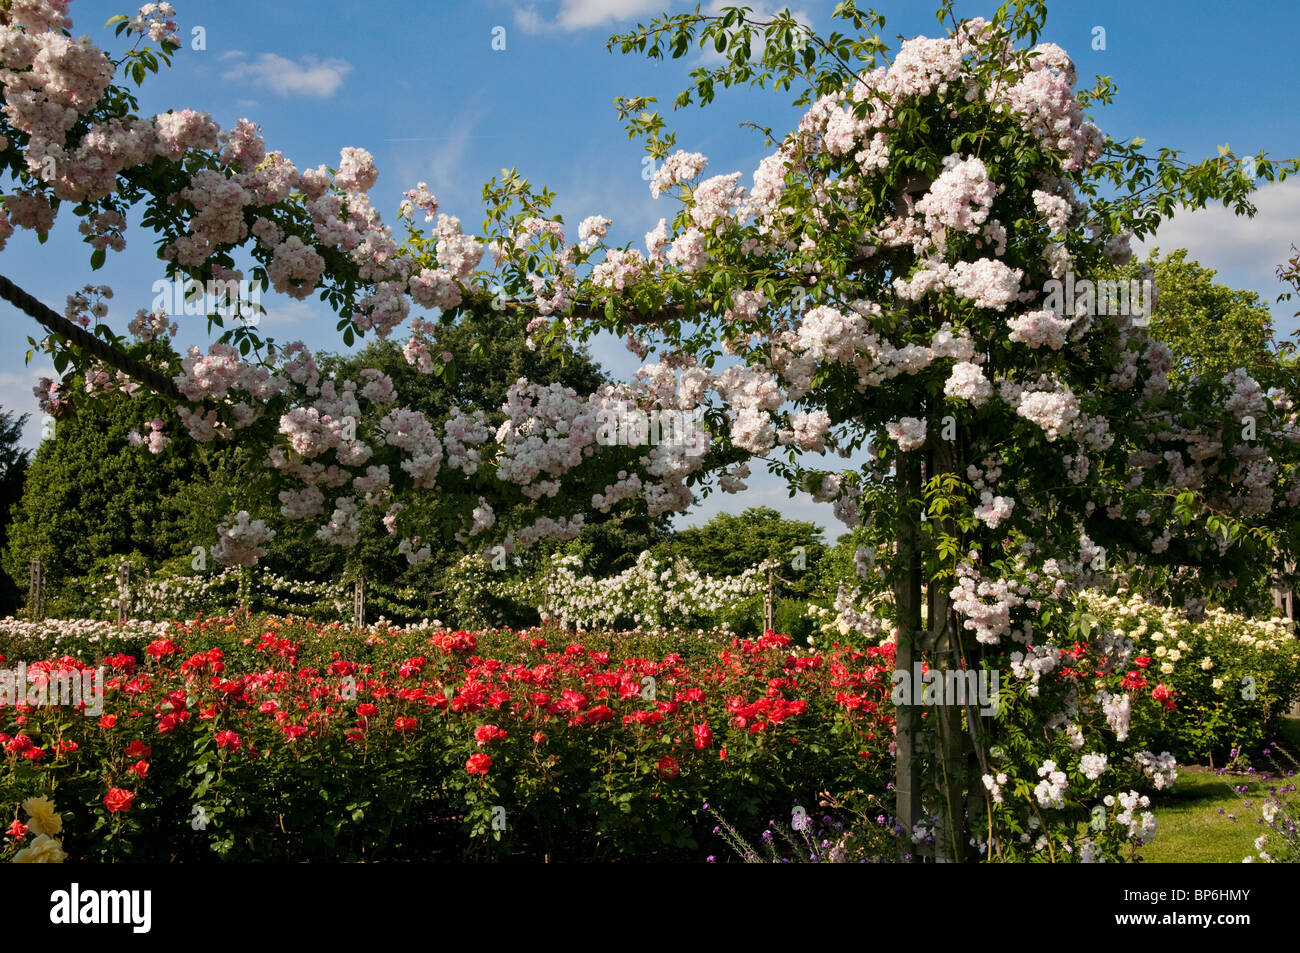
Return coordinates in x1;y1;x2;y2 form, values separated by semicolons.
1103;248;1278;381
659;506;825;591
558;507;672;577
3;376;206;613
246;311;667;624
0;408;30;613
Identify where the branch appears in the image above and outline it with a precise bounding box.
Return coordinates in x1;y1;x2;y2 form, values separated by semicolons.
0;274;183;401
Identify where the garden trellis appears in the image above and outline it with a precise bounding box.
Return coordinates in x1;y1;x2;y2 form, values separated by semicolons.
6;0;1300;862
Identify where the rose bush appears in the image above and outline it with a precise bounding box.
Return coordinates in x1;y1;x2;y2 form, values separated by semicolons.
1078;592;1300;763
0;614;894;861
4;0;1299;861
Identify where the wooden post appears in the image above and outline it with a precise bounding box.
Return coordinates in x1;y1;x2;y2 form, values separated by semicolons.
1276;559;1300;717
764;567;774;633
117;562;130;624
927;422;973;862
889;176;934;859
28;558;41;621
894;451;924;857
1271;559;1295;623
353;576;365;631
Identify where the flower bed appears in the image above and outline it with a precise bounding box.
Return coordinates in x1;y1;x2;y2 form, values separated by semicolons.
1081;592;1300;764
0;615;893;861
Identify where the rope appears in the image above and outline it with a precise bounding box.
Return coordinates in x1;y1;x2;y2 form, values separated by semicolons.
0;274;184;401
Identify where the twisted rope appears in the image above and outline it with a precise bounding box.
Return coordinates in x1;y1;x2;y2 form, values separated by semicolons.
0;273;184;401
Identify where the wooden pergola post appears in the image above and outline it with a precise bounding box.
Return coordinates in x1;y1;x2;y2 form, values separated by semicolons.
1271;559;1296;622
764;567;774;633
353;576;365;631
27;558;42;621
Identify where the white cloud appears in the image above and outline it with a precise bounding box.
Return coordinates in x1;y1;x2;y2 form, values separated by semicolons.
221;52;353;98
1133;178;1300;337
513;0;669;34
0;366;54;451
513;6;547;32
256;297;320;328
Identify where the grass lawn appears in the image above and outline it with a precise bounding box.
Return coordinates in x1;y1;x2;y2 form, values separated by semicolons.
1139;717;1300;863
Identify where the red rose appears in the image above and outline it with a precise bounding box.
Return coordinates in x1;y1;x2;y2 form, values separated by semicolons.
657;755;680;780
125;740;151;759
128;759;149;778
356;703;378;717
473;724;506;745
692;723;713;749
394;717;418;732
145;638;179;660
466;753;493;775
6;819;27;839
1134;656;1151;668
215;730;241;750
98;715;117;729
103;788;135;813
157;712;188;733
532;731;546;744
1152;684;1177;710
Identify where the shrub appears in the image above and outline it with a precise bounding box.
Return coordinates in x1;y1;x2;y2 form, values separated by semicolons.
0;615;894;861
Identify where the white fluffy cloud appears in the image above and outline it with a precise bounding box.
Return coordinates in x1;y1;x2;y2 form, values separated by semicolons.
221;52;353;98
1135;178;1300;334
513;0;669;33
0;366;54;451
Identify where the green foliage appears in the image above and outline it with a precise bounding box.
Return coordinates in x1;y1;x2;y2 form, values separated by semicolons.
1102;249;1279;382
657;507;825;593
0;616;895;861
2;370;211;610
1084;592;1300;763
0;407;30;614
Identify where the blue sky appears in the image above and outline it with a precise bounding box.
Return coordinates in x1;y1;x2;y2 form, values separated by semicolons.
2;0;1298;538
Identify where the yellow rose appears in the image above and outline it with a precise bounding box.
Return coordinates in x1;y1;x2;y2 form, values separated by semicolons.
21;796;61;837
12;834;66;864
